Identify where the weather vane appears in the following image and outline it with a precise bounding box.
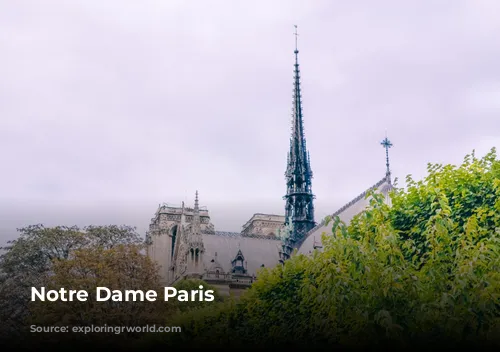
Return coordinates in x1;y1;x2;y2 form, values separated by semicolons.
380;131;393;177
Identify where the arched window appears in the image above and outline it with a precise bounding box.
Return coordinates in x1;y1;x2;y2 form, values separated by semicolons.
215;270;219;278
171;225;177;257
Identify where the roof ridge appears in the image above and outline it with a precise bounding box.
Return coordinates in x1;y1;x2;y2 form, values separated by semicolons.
202;230;280;241
304;176;389;240
250;213;285;217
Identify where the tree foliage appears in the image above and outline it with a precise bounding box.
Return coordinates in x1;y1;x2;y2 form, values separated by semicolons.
0;224;144;338
375;148;499;262
29;244;172;327
1;224;142;275
150;148;500;348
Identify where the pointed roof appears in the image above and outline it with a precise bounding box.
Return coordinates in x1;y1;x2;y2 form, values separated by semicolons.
232;248;245;262
201;233;281;276
231;247;247;274
297;137;396;253
208;252;224;272
191;190;201;231
285;25;312;181
187;191;204;251
296;176;392;253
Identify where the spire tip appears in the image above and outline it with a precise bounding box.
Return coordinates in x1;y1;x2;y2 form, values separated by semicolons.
293;25;299;53
194;190;199;210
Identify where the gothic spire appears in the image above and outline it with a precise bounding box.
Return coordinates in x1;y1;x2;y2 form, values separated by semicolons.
192;190;201;234
286;24;311;180
186;191;204;278
194;190;199;212
281;25;315;263
180;201;186;224
188;191;203;252
177;201;186;248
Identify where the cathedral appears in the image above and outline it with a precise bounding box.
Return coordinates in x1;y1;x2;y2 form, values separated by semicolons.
146;33;394;296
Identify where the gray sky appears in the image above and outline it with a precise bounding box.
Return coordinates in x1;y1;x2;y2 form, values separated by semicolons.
1;0;499;243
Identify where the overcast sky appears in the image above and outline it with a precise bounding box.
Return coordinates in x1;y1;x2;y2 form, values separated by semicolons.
1;0;499;243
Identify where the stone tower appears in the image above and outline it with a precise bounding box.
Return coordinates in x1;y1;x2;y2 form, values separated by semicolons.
146;192;215;284
185;190;205;279
280;26;315;262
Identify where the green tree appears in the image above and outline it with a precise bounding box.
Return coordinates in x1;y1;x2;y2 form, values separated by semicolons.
387;148;500;262
0;224;143;338
30;244;172;327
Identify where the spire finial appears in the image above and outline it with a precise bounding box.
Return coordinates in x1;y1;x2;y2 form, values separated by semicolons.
380;132;393;182
194;190;199;211
294;25;299;53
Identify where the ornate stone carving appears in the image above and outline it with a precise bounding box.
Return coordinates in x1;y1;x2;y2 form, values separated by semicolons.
176;243;187;277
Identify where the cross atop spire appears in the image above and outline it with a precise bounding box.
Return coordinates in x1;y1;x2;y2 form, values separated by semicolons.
380;132;393;183
286;26;310;181
294;25;299;53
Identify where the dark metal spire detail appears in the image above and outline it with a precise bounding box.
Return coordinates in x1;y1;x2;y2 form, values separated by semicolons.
280;25;315;263
380;133;393;184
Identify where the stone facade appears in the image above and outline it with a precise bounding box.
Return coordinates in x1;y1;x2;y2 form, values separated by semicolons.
146;202;214;283
146;179;393;296
146;199;284;293
241;214;285;238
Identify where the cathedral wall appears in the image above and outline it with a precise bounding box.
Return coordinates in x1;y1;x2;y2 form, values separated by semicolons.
153;214;173;284
260;222;284;237
243;221;283;237
148;212;176;284
147;203;217;285
241;214;285;237
149;234;172;284
202;234;281;277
